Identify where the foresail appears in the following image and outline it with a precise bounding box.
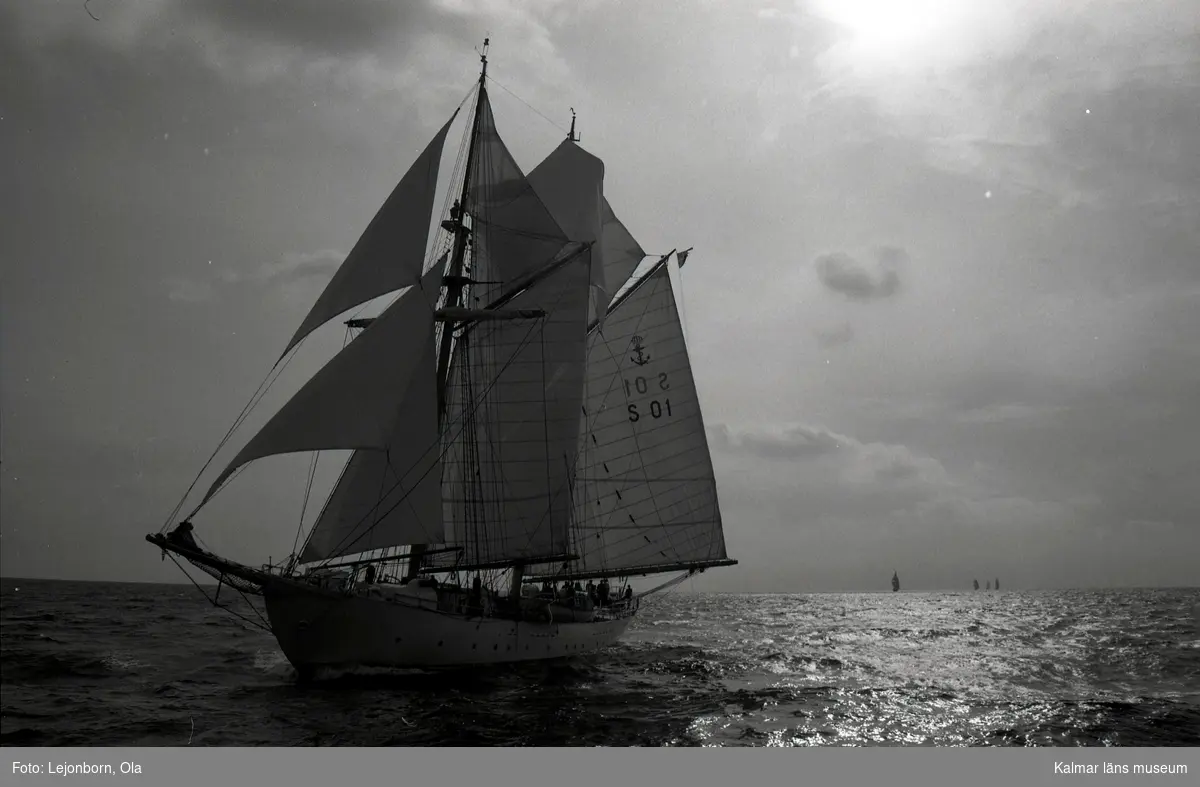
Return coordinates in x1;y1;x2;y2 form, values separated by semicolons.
298;338;442;562
199;267;443;508
566;264;728;578
440;249;593;566
282;111;458;357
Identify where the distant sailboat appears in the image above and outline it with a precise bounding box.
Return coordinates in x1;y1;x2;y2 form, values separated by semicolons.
973;579;979;591
891;571;900;592
995;577;1000;591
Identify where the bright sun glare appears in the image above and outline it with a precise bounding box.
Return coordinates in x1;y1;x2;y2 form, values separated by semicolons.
814;0;980;62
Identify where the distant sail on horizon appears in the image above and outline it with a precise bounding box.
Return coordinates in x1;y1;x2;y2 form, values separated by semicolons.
973;578;979;591
995;577;1000;591
891;571;900;592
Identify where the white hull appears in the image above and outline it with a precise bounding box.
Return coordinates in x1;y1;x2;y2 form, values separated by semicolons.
262;582;635;672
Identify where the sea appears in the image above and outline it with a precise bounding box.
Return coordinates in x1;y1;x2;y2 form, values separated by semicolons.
2;578;1198;747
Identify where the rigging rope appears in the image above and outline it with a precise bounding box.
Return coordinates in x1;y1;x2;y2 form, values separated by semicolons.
485;74;570;136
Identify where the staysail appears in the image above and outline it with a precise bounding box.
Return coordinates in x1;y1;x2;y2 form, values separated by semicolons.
599;199;646;297
538;260;729;580
282;112;458;357
199;267;444;507
297;334;443;562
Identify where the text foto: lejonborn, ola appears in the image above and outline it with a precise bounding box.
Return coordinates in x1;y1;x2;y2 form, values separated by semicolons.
13;761;144;776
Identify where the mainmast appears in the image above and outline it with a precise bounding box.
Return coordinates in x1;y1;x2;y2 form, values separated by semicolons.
436;38;489;419
407;39;489;581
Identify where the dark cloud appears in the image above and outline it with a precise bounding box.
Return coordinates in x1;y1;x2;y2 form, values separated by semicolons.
192;0;464;56
814;247;904;301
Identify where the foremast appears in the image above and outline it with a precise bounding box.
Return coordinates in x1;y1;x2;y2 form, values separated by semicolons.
406;38;491;581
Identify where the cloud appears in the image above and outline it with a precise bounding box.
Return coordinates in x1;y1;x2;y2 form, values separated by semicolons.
165;278;215;303
815;321;855;348
219;249;346;286
814;246;904;301
710;422;950;491
192;0;457;56
950;402;1064;425
263;249;345;282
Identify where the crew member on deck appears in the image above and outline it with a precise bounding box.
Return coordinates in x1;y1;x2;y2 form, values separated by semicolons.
467;575;483;616
598;578;610;607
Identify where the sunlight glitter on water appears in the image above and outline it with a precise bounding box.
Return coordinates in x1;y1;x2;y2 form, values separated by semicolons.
4;581;1198;746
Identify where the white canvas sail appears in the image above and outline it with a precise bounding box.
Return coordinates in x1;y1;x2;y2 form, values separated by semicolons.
440;249;593;566
298;337;442;562
528;140;607;319
564;263;728;578
200;268;443;506
468;91;569;294
282;111;458;357
600;199;646;298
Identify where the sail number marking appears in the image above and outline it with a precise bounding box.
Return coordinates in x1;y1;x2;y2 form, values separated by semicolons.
626;373;673;422
624;373;669;397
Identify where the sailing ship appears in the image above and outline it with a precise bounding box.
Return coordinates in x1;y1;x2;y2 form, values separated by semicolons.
891;571;900;592
146;42;735;675
994;577;999;591
973;578;979;591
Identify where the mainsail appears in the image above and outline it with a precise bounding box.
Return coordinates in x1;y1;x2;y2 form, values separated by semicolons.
439;245;594;566
536;261;729;581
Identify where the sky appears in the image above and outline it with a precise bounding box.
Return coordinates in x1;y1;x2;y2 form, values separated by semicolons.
2;0;1198;591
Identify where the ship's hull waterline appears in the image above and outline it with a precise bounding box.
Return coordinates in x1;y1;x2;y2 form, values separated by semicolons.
261;582;635;673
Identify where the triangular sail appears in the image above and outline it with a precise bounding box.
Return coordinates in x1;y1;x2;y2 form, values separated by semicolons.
526;142;648;320
467;91;568;297
200;268;443;507
281;112;458;357
298;336;442;562
527;140;607;320
553;263;728;579
600;199;646;298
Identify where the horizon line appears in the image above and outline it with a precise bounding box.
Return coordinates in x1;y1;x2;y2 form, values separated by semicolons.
2;575;1197;594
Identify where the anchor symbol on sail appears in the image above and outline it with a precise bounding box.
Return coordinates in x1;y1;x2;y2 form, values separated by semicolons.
629;335;651;366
